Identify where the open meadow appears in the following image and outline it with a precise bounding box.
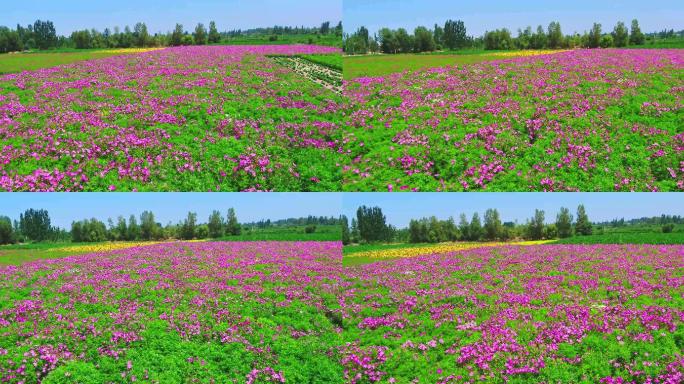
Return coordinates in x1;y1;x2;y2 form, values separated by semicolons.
0;45;343;192
341;243;684;383
341;49;684;192
0;241;347;383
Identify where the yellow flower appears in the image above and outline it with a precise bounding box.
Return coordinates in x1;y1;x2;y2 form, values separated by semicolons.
346;241;554;259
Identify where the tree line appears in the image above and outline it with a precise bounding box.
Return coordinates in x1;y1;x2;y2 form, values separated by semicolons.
0;20;341;53
0;209;341;245
343;18;667;54
342;205;595;245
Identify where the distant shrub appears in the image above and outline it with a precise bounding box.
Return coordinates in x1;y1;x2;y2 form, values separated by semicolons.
305;225;317;234
662;223;675;233
269;35;278;42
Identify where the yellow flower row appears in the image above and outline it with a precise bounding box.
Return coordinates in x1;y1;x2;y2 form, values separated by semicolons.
487;49;571;58
52;239;209;254
346;241;554;259
97;48;164;54
51;241;166;253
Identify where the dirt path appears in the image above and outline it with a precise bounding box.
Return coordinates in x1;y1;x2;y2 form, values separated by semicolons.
272;56;342;94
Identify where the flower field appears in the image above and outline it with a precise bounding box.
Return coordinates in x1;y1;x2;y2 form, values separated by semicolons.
341;244;684;383
0;241;346;383
342;49;684;192
0;45;342;191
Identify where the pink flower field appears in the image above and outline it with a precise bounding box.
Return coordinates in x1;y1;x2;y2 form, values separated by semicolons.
1;242;682;383
340;244;684;383
0;45;343;192
341;49;684;192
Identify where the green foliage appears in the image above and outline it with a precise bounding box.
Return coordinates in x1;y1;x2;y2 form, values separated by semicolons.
226;208;241;236
613;21;629;47
356;206;391;243
556;207;573;238
341;215;351;245
575;205;593;236
19;208;52;242
193;23;208;45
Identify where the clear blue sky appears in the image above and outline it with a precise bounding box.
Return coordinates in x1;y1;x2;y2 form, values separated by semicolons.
0;193;342;229
344;0;684;36
342;193;684;228
2;0;341;35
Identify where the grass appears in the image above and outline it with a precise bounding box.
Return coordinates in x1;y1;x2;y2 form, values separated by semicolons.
0;49;154;74
342;50;561;79
0;242;103;265
552;231;684;245
343;53;499;79
298;54;342;71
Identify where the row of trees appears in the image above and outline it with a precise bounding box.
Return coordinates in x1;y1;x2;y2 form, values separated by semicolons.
0;208;245;245
343;18;654;54
1;20;340;53
341;205;594;245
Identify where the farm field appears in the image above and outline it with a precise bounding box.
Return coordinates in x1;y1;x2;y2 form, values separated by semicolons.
0;45;343;192
342;244;684;383
341;49;684;192
0;49;162;74
0;241;347;383
343;50;560;79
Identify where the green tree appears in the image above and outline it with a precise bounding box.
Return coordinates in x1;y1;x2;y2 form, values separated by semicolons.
575;205;593;236
588;23;602;48
433;23;444;48
379;28;398;54
350;218;360;244
600;34;614;48
443;19;467;50
413;26;436;52
356;206;390;243
140;211;156;240
208;21;221;44
612;21;629;47
134;22;149;47
33;20;57;50
19;209;51;242
547;21;563;49
207;210;224;238
127;215;140;241
662;223;675;233
170;23;184;46
320;21;331;34
527;209;545;240
341;215;350;245
630;19;645;45
458;213;470;241
555;207;573;238
115;216;127;241
226;208;241;236
0;216;15;245
395;28;413;53
469;213;482;241
194;23;208;45
180;212;197;240
483;209;502;241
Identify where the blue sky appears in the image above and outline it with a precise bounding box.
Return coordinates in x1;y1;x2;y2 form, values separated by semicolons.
344;0;684;36
342;193;684;228
2;0;341;35
0;193;342;229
